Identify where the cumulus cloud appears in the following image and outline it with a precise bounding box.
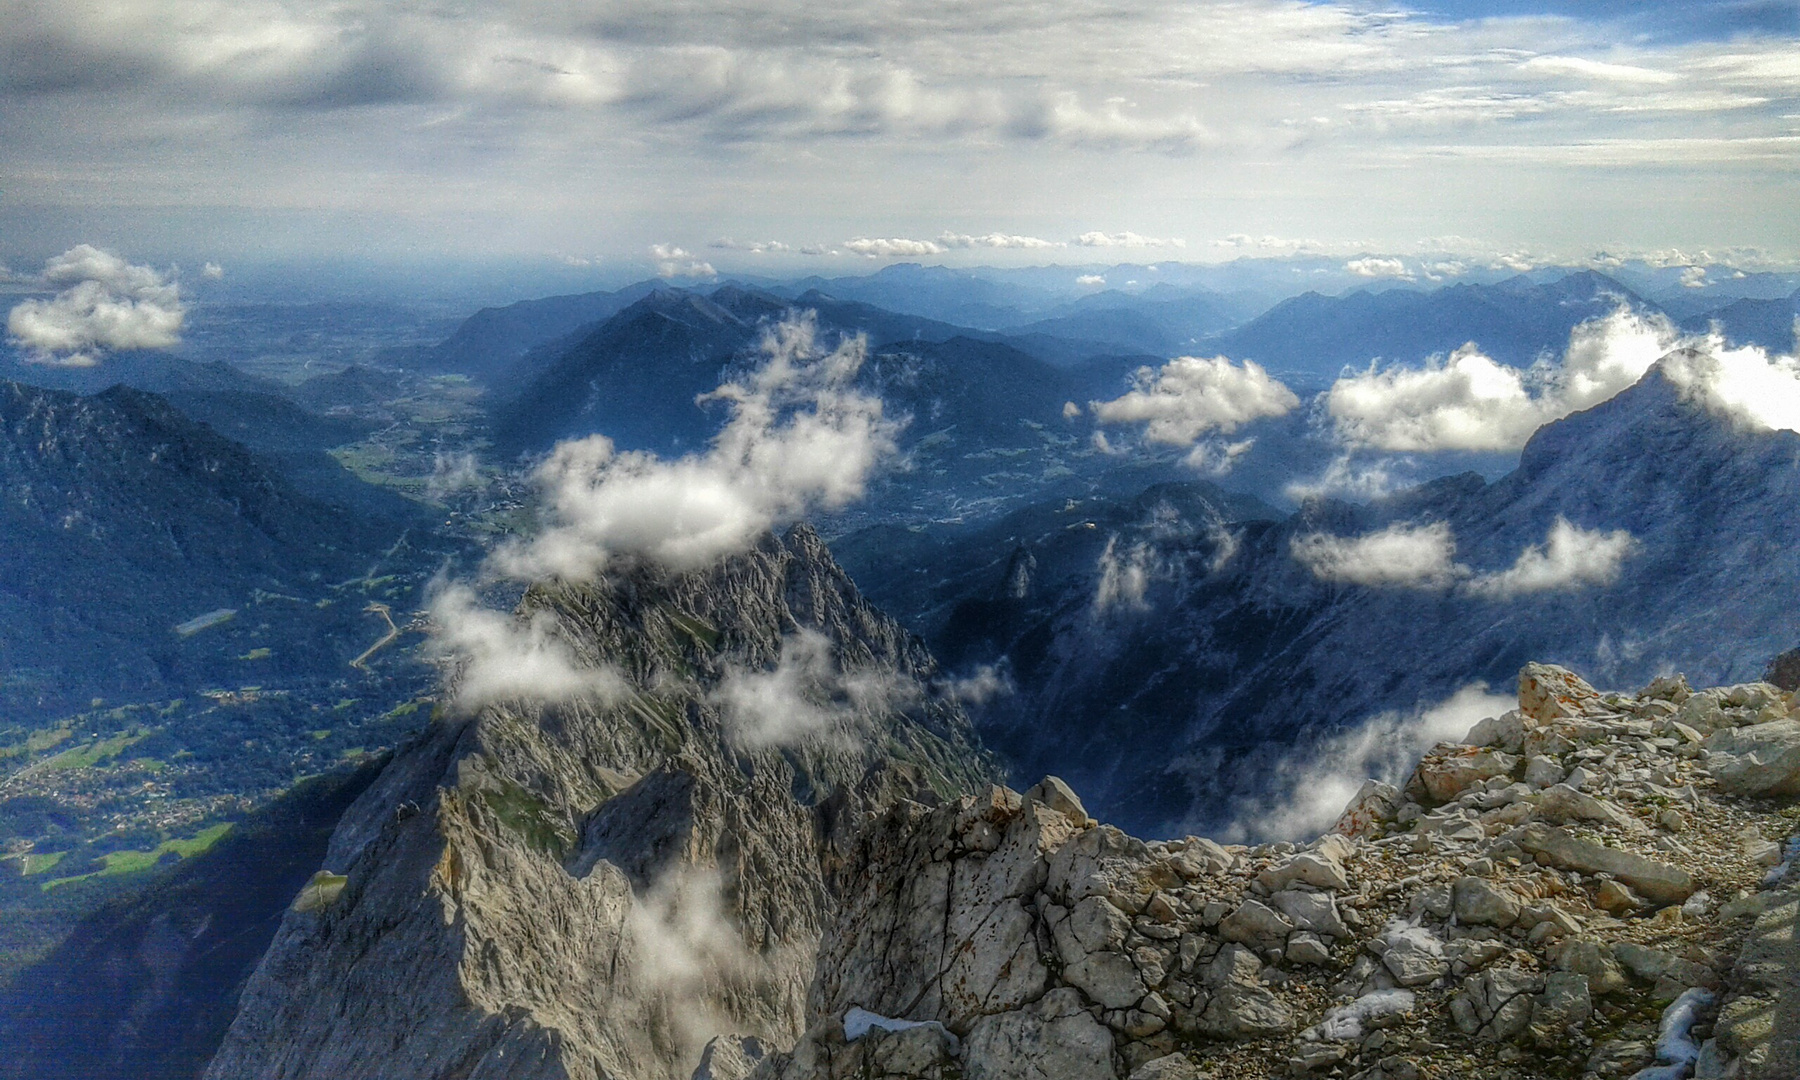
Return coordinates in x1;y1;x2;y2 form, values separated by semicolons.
650;244;717;278
1092;355;1300;446
6;245;184;366
1326;307;1679;453
938;232;1060;249
1074;231;1185;248
1283;456;1406;504
200;261;225;279
1294;518;1639;597
1226;683;1514;842
1678;265;1709;288
844;237;945;258
1466;518;1636;599
494;313;900;581
1075;274;1106;287
426;582;628;712
1291;521;1463;589
1344;256;1412;279
1661;342;1800;434
1182;437;1256;476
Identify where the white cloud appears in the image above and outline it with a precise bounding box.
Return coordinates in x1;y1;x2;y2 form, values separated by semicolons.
200;261;225;279
935;664;1013;707
1519;55;1679;85
1182;437;1256;476
1073;231;1185;248
5;245;184;366
1661;341;1800;434
1094;536;1152;614
426;451;486;500
1225;683;1513;842
1075;274;1106;287
493;313;900;580
1344;256;1412;279
1678;265;1708;288
937;232;1060;249
1291;521;1462;589
710;238;792;253
1283;455;1406;504
1325;307;1679;453
622;867;770;1066
844;237;946;258
426;582;628;713
1466;518;1636;599
1092;355;1299;445
649;244;717;278
1061;400;1082;420
710;629;922;749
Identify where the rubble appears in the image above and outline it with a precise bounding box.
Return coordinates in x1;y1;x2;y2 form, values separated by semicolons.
751;663;1800;1080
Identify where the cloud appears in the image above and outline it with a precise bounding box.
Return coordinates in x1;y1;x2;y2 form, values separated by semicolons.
426;582;628;712
1660;340;1800;434
1291;521;1463;589
1466;518;1636;599
1678;265;1708;288
1182;437;1256;476
1519;55;1679;85
1092;355;1299;445
710;629;923;749
650;244;717;278
1074;232;1185;248
938;232;1060;250
1344;256;1412;279
843;237;946;257
1225;683;1513;842
934;664;1014;707
710;238;792;254
493;313;900;580
1094;536;1152;614
426;451;486;500
1325;307;1679;453
1075;274;1106;287
1283;455;1406;504
623;867;773;1066
5;245;184;366
200;261;225;279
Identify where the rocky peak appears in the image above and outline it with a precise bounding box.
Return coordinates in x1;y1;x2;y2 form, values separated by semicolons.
203;526;996;1080
756;662;1800;1080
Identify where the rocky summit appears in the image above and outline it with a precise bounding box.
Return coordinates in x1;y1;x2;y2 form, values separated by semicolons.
202;526;995;1080
751;663;1800;1080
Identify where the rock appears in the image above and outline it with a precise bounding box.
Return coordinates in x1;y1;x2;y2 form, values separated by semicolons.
1023;776;1089;824
860;1024;959;1077
1380;927;1448;987
1465;710;1527;753
1271;889;1349;938
1533;784;1645;833
1068;895;1131;953
1196;982;1295;1039
1766;648;1800;693
1519;663;1603;722
1287;932;1332;966
693;1035;767;1080
1454;967;1542;1041
1611;943;1718;991
962;988;1116;1080
1528;971;1591;1046
1204;943;1264;988
1127;1053;1200;1080
1509;823;1696;905
1218;899;1294;945
1712;884;1800;1080
1258;851;1350;893
1596;878;1644;914
1335;780;1404;838
1587;1036;1655;1077
1704;720;1800;796
1523;755;1564;789
1453;876;1522;928
1410;746;1521;804
1642;674;1693;703
1065;952;1148;1010
289;870;347;913
1554;938;1628;996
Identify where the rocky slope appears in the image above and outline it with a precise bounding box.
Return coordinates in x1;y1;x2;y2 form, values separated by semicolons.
755;663;1800;1080
203;526;996;1080
871;360;1800;837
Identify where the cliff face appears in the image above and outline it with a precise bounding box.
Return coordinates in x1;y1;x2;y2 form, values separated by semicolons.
204;526;995;1080
760;664;1800;1080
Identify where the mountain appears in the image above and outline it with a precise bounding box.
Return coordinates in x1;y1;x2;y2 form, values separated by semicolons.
1206;271;1659;384
0;760;385;1080
1001;285;1252;356
770;263;1063;328
0;380;420;718
854;358;1800;836
291;364;407;412
201;525;996;1080
1683;288;1799;354
422;281;667;383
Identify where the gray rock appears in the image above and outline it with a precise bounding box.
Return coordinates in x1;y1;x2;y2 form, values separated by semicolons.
693;1035;766;1080
1271;889;1349;939
1528;972;1591;1046
1452;876;1522;929
1380;927;1448;987
961;988;1115;1080
1286;932;1332;966
1519;663;1603;723
1218;899;1294;945
1127;1053;1200;1080
1454;967;1543;1041
1065;952;1148;1010
1704;720;1800;796
1196;983;1294;1040
1022;776;1089;824
1509;823;1696;905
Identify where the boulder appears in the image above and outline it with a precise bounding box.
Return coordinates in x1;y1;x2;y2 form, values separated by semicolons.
1195;983;1294;1039
1410;746;1520;804
1519;663;1603;723
1023;776;1089;824
1523;755;1565;789
1258;851;1350;893
1451;967;1542;1041
1065;952;1148;1010
1334;780;1404;838
1532;784;1645;833
1464;711;1527;754
1127;1054;1201;1080
1508;823;1696;905
1554;938;1627;996
962;988;1115;1080
1528;972;1592;1046
1452;876;1522;928
1270;889;1348;938
693;1035;767;1080
1380;927;1448;987
1703;720;1800;796
1218;899;1294;945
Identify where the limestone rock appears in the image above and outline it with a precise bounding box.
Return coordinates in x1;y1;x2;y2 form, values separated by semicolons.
1508;823;1695;905
693;1035;767;1080
1519;663;1602;723
1218;899;1294;945
1380;927;1448;987
961;988;1115;1080
1334;780;1404;839
1703;720;1800;796
1127;1053;1200;1080
1410;746;1520;805
1452;876;1521;928
1452;967;1542;1041
1022;776;1089;824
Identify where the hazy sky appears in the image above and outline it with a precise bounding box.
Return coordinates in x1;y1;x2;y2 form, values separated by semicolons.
3;0;1797;274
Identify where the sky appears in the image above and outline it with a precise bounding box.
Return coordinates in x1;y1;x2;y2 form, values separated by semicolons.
3;0;1798;276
